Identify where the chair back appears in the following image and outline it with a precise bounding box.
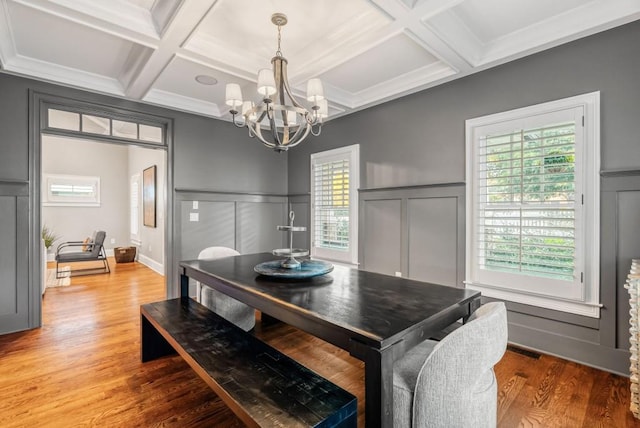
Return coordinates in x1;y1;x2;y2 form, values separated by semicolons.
413;302;507;427
91;231;107;257
198;246;240;260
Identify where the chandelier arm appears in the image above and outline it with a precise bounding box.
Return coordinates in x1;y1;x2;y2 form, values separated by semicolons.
310;122;322;137
230;111;246;128
256;108;268;124
285;122;312;149
250;122;276;149
274;58;287;107
285;119;309;147
280;59;307;110
268;113;283;148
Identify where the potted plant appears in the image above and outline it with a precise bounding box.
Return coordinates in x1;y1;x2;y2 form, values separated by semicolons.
42;224;59;250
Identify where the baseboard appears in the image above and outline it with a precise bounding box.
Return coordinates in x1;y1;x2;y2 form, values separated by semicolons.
137;253;165;276
508;322;630;377
47;250;165;276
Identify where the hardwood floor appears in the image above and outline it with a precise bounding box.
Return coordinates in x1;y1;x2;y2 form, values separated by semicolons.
0;260;637;427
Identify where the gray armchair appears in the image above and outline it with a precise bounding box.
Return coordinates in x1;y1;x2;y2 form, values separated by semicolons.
197;247;255;331
393;302;508;427
55;231;110;278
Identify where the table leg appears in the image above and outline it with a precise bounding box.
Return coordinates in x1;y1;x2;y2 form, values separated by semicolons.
180;272;189;298
357;345;395;428
463;296;482;323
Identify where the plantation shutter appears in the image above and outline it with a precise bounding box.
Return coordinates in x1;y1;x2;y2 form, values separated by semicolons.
471;107;584;301
310;144;359;264
313;157;350;251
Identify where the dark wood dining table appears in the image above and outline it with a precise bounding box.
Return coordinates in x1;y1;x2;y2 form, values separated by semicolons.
180;252;481;427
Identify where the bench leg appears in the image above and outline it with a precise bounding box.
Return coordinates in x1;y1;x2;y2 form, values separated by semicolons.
141;314;176;362
334;412;357;428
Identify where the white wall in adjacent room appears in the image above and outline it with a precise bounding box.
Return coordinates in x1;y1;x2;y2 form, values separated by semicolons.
42;135;129;256
128;145;166;272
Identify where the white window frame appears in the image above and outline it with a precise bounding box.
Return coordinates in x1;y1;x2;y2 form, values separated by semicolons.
310;144;360;265
130;173;141;245
43;173;101;207
465;92;600;318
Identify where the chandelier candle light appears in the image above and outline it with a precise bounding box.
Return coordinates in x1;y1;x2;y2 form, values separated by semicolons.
225;13;327;152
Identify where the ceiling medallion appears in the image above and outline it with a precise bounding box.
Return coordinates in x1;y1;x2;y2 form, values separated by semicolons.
225;13;327;152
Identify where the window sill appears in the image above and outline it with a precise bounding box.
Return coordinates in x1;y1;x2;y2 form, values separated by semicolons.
310;256;359;270
465;281;601;318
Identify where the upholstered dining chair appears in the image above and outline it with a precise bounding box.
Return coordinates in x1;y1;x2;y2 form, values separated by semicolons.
197;247;255;331
393;302;508;428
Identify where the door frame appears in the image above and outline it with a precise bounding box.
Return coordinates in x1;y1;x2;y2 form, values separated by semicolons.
29;90;174;328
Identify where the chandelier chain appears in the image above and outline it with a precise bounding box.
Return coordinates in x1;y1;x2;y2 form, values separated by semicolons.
276;24;283;57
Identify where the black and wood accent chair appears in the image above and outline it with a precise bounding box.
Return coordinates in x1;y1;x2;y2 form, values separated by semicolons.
55;231;110;278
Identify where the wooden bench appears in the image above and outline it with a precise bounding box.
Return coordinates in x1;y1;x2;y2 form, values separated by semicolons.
141;298;357;427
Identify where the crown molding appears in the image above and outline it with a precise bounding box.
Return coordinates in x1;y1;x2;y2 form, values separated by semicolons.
5;54;124;95
143;88;221;117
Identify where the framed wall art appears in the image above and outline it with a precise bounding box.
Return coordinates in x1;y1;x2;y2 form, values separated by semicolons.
143;165;156;228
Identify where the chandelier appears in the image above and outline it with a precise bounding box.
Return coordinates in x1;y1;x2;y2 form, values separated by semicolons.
225;13;327;152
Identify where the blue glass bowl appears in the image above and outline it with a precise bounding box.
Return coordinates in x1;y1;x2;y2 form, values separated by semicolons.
254;260;334;279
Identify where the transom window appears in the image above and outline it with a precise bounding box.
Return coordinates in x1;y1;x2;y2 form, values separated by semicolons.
47;108;164;144
466;93;600;317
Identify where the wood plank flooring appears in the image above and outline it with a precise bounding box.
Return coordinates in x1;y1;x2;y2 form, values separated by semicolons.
0;260;637;427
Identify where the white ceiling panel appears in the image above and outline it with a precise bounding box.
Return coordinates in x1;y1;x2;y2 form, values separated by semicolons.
0;0;637;121
7;1;135;78
148;56;255;115
451;0;592;44
320;33;440;94
195;0;382;60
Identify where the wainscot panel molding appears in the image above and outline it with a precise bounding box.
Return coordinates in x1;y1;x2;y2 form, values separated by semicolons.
173;190;290;298
358;184;465;287
602;172;640;368
0;181;30;334
353;177;640;376
503;171;640;376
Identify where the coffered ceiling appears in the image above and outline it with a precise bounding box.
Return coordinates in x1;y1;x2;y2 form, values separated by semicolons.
0;0;637;121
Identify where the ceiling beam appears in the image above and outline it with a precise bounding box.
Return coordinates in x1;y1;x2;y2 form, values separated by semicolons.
122;0;218;100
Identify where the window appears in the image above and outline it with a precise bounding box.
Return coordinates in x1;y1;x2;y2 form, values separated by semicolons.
130;173;141;244
310;144;359;265
46;108;164;144
43;174;101;207
465;92;600;317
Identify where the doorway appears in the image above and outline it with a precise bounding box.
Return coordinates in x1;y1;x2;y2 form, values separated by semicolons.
41;134;167;290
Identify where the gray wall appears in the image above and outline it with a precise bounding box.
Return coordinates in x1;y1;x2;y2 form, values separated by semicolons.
176;191;288;296
0;70;287;334
288;21;640;375
42;135;129;255
128;145;166;268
